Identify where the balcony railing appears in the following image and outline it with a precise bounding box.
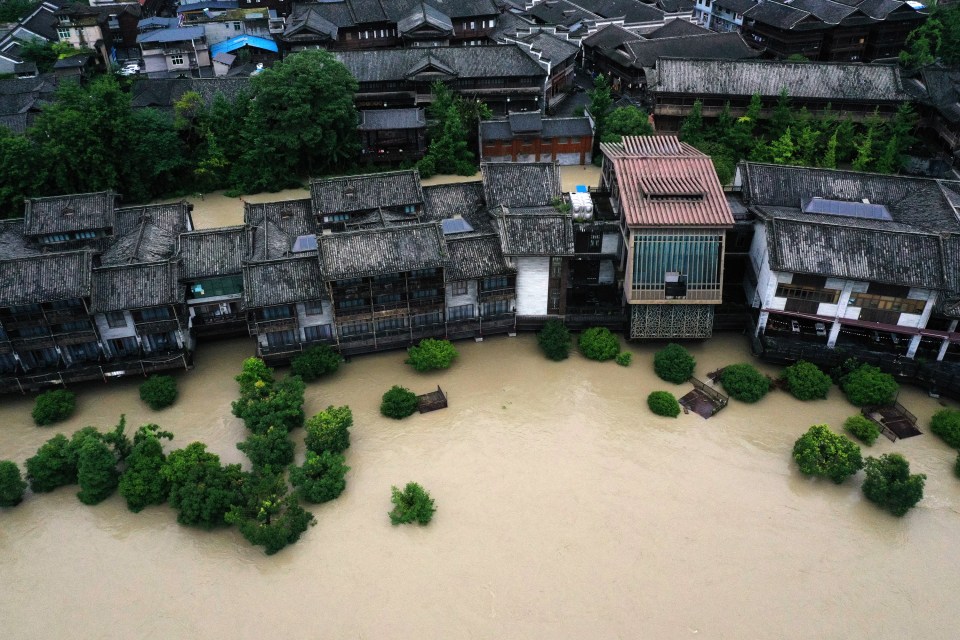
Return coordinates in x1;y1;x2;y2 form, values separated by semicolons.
44;309;89;324
628;289;722;303
135;318;180;334
253;316;297;333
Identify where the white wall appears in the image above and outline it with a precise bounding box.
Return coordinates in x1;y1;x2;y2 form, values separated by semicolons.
445;280;478;313
515;257;549;315
94;311;137;341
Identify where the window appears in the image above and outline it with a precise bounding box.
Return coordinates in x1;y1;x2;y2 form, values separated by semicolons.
470;21;476;29
58;321;89;333
171;54;184;66
847;293;925;315
451;281;468;296
233;21;241;31
139;307;171;321
338;297;368;309
340;321;372;337
261;306;292;320
775;285;840;305
324;213;349;223
376;293;402;305
447;304;474;321
304;300;323;316
376;317;408;333
57;27;70;40
265;330;296;347
412;288;438;299
0;353;16;373
303;324;332;341
550;258;563;279
110;337;138;357
410;268;436;278
106;311;126;328
143;331;175;352
482;276;509;291
482;300;510;318
413;311;442;326
403;204;416;214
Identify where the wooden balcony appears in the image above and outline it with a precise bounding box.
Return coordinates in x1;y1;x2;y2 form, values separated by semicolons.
12;335;56;350
628;289;722;304
44;308;89;324
135;318;181;334
252;316;297;333
54;330;98;347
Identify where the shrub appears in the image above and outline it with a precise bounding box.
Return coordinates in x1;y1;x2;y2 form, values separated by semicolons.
388;482;436;525
930;408;960;449
32;389;76;426
76;435;120;505
25;434;77;493
161;442;243;529
578;327;620;361
537;319;571;361
862;453;925;517
647;391;681;418
405;339;458;372
653;343;695;384
290;450;350;504
139;375;178;410
290;345;341;382
118;426;172;513
0;460;27;507
616;352;632;367
844;415;880;446
380;385;419;419
840;364;898;407
236;425;295;472
304;405;353;455
720;363;770;403
792;424;863;484
782;361;831;401
232;375;306;434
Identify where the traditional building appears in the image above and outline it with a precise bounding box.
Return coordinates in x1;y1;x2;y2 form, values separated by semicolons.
137;26;211;76
600;136;733;339
178;225;247;337
904;64;960;164
54;2;142;68
650;57;913;131
479;112;593;165
738;162;960;367
496;26;579;111
357;108;427;163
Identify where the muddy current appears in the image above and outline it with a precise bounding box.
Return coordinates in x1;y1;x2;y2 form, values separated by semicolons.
1;334;959;639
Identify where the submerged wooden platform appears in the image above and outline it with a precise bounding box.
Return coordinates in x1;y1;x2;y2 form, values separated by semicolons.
679;377;729;419
863;401;922;441
417;386;448;413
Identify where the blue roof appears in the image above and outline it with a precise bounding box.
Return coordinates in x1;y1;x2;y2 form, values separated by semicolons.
177;1;238;13
210;35;279;58
136;26;206;44
441;218;474;235
802;197;893;221
575;185;588;193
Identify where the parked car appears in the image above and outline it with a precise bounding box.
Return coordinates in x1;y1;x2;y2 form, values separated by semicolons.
815;322;827;337
118;63;140;76
791;320;801;333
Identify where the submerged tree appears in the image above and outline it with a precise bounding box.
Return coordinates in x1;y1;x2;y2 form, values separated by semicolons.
162;443;243;528
226;471;315;555
119;424;174;513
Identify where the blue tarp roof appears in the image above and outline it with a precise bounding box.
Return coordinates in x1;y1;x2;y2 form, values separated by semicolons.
210;35;279;57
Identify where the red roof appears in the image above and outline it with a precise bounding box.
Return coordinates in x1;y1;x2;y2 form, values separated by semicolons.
602;136;734;228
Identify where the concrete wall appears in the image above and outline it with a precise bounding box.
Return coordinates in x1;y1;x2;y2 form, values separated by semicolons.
515;257;549;316
445;280;478;314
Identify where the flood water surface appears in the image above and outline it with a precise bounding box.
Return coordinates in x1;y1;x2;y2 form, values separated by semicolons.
1;335;958;639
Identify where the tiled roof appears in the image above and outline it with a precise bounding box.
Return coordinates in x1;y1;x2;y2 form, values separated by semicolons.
571;0;666;23
509;30;579;66
282;6;339;40
397;2;453;34
601;136;733;227
645;19;710;39
136;26;206;44
528;0;597;26
130;77;250;109
445;233;513;281
244;199;315;261
907;64;960;125
23;191;115;236
481;162;562;208
335;45;548;82
316;222;447;280
310;170;423;215
741;1;810;29
101;222;178;265
653;58;912;102
0;250;92;307
91;261;183;312
113;202;191;237
789;0;857;23
480;114;593;141
421;182;492;233
242;255;324;308
621;33;760;68
582;23;642;52
0;221;39;259
941;235;960;292
358;108;426;130
494;210;575;256
179;226;246;279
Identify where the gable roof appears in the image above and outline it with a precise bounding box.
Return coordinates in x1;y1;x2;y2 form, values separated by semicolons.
310;170;423;215
23;191;115;236
494;210;575;256
244;198;315;261
335;45;548;82
91;260;183;312
582;23;643;52
445;233;513;280
242;255;324;308
601;136;733;227
316;222;447;280
0;250;92;307
179;226;246;279
653;58;912;102
397;2;454;35
620;32;760;68
130;77;250;109
481;162;562;208
645;19;711;39
210;34;279;58
283;6;339;40
480;114;593;141
136;26;206;44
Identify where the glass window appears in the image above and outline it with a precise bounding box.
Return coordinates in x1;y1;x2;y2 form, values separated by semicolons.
110;337;138;357
171;54;184;66
482;276;509;290
451;281;468;296
412;288;438;299
265;330;296;347
447;304;474;321
139;307;172;321
775;285;840;305
304;300;323;316
340;321;372;337
376;293;402;304
482;300;510;318
106;311;126;328
303;324;332;341
413;311;442;326
376;317;408;332
261;306;292;320
57;28;70;39
338;297;367;309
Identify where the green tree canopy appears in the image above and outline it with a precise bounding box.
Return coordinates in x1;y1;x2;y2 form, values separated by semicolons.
792;424;864;484
76;435;119;505
862;454;925;516
600;106;653;142
0;460;28;507
118;424;173;513
304;405;353;456
226;471;315;555
290;450;350;504
162;442;243;528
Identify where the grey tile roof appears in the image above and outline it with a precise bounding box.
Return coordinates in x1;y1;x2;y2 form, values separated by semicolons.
310;170;423;215
101;222;178;265
789;0;857;23
655;0;696;12
622;33;760;68
335;45;548;82
857;0;905;20
654;58;912;102
0;221;39;259
445;233;514;281
130;77;250;108
397;2;453;34
908;64;960;124
528;0;597;26
244;199;316;261
136;26;206;44
358;108;426;130
713;0;758;13
91;261;183;313
941;234;960;292
113;202;191;237
0;112;29;134
283;6;339;40
481;162;562;208
582;23;642;52
179;226;246;279
421;182;492;232
316;222;448;280
572;0;666;22
739;162;960;233
510;30;579;66
742;1;810;29
481;114;593;140
494;210;575;256
645;19;711;39
0;250;92;307
23;191;116;236
242;255;324;308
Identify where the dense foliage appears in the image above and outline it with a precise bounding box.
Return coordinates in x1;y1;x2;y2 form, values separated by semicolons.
900;5;960;68
388;482;436;526
31;389;76;426
616;352;632;367
118;425;173;512
226;471;315;555
25;434;77;492
139;375;178;410
0;0;37;22
862;454;925;517
304;405;353;455
290;345;341;382
380;386;419;420
782;361;832;401
290;451;350;504
161;442;243;528
601;106;653;143
792;424;864;484
653;343;695;384
406;338;459;372
232;358;306;434
720;363;770;403
76;435;119;505
0;460;27;507
537;319;572;361
930;408;960;449
647;391;681;418
578;327;620;362
840;364;898;407
843;414;880;446
236;425;295;472
587;75;614;156
417;81;489;177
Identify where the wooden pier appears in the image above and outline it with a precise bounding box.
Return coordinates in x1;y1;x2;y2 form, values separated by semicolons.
679;377;729;419
417;386;448;413
862;400;922;441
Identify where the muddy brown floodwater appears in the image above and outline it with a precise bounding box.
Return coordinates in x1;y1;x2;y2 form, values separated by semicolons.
1;334;959;639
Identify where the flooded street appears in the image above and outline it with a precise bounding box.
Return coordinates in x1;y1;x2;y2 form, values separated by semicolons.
2;334;959;638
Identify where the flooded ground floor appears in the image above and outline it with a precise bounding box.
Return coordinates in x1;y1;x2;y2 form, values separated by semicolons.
1;334;959;639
